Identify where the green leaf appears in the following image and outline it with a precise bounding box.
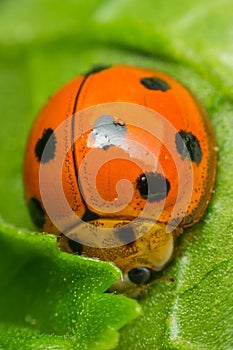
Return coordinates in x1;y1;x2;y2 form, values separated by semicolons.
0;0;233;349
0;219;140;350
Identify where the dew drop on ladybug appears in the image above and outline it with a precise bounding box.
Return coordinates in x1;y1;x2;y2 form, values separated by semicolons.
24;65;217;298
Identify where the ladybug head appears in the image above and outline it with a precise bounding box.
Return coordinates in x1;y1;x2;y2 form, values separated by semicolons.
61;219;181;298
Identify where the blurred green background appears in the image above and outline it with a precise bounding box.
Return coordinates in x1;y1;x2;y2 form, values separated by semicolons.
0;1;233;349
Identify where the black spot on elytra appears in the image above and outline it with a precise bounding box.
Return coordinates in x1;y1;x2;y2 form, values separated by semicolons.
28;197;45;229
35;128;56;163
82;209;100;222
116;225;136;245
68;239;83;255
175;131;202;164
136;172;170;202
86;64;111;75
140;77;170;92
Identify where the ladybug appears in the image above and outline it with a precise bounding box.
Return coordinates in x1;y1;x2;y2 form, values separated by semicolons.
24;65;217;298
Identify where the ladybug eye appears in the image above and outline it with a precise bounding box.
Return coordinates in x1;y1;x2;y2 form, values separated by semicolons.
128;267;151;284
136;172;170;202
